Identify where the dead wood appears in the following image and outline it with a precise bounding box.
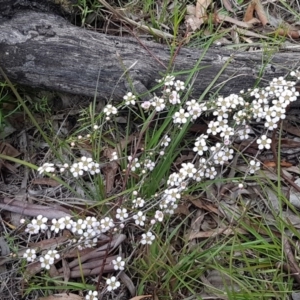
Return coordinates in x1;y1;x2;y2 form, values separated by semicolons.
0;10;299;102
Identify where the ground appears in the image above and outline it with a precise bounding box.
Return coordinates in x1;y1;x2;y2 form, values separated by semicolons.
1;1;300;300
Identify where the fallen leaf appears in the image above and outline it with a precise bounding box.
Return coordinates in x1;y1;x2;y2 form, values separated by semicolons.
275;28;300;39
286;166;300;175
263;161;293;168
0;142;21;173
186;196;222;216
217;13;253;29
185;14;203;31
189;227;247;240
0;198;71;219
195;0;212;19
222;0;234;13
120;272;136;297
282;121;300;137
243;0;256;22
39;293;83;300
253;0;268;26
31;178;60;187
175;204;190;216
102;161;118;194
130;296;152;300
185;0;212;32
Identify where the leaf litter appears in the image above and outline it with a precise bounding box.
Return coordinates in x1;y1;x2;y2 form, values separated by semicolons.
1;0;300;299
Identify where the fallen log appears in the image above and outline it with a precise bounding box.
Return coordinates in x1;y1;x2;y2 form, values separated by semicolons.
0;10;299;101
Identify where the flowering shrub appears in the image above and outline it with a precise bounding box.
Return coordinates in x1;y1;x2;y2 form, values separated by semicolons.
22;69;300;298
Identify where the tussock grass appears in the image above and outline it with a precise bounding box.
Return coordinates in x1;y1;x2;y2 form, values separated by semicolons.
1;1;300;300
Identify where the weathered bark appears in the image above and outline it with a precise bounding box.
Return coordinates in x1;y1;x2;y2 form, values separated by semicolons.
0;10;299;101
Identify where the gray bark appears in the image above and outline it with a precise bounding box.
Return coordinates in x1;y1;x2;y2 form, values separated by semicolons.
0;10;299;101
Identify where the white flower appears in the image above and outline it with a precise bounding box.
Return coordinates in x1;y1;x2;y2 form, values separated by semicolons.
161;135;171;147
116;208;128;221
31;215;48;231
173;108;189;124
58;216;73;230
236;125;251;140
290;70;300;80
37;163;55;174
71;219;87;235
193;135;208;156
40;254;54;270
167;172;181;186
141;101;151;110
85;290;98;300
84;216;98;229
193;169;205;182
103;104;118;116
128;157;140;172
123;92;136;106
100;217;114;232
257;135;272;150
205;166;217;179
112;256;125;271
70;162;84;178
110;151;118;161
46;250;60;260
106;276;121;291
83;227;97;238
51;218;64;233
169;90;181;105
82;234;98;249
164;75;175;86
180;162;196;178
155;210;164;222
174;80;185;91
79;156;93;171
133;211;146;226
23;249;36;262
248;160;261;174
213;150;227;165
223;147;234;161
144;158;155;171
164;188;181;202
207;120;221;135
220;125;234;139
132;197;145;208
213;109;229;121
264;118;278;131
25;223;40;235
88;162;100;175
186;100;202;120
151;96;165;112
141;231;155;245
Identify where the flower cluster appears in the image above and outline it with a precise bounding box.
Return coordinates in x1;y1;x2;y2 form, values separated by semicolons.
31;68;300;298
127;156;156;174
108;70;300;243
37;156;101;178
22;214;124;293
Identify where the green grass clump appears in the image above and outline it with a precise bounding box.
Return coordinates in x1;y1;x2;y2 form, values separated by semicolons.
2;60;300;299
